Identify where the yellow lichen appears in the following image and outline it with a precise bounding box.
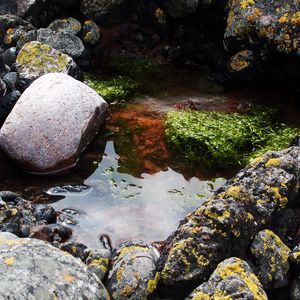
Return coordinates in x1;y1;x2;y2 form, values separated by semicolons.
240;0;255;10
147;272;160;294
116;267;125;282
4;257;15;266
265;158;281;167
270;187;288;207
63;274;75;284
190;291;211;300
118;246;148;258
225;186;242;199
121;284;133;297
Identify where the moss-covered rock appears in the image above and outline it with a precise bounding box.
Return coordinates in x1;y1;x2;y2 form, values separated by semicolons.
251;229;291;289
156;147;300;296
165;107;300;168
186;257;267;300
16;41;80;86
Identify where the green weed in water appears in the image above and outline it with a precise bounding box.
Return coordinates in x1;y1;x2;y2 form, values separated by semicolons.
165;106;300;168
84;75;140;103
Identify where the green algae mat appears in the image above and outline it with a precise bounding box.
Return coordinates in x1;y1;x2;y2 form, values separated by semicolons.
165;106;300;168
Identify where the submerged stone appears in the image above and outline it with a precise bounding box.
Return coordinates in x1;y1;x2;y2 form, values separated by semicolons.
0;233;109;299
186;257;267;300
107;240;159;299
251;229;291;288
157;147;300;295
0;73;108;175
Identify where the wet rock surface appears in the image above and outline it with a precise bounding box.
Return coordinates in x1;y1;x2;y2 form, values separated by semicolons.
0;232;110;300
0;73;108;174
251;229;291;289
157;147;300;295
107;240;159;300
186;257;268;300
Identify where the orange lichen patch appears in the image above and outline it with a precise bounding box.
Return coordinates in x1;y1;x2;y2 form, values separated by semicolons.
63;274;75;284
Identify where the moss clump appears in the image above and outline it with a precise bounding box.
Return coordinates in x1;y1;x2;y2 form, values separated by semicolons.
84;75;140;103
165;106;300;168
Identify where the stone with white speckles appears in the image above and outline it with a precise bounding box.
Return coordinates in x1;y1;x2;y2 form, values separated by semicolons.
0;73;108;175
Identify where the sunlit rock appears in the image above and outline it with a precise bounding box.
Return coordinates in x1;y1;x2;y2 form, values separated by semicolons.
0;73;108;175
0;233;109;299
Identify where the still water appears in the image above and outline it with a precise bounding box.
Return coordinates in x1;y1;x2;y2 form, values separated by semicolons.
50;140;226;248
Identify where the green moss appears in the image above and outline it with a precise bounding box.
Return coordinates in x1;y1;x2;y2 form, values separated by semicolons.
165;106;300;168
84;75;140;103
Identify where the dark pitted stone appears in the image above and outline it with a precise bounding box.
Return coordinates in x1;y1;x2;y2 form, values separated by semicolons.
81;0;132;25
37;28;85;59
48;17;82;35
225;0;300;55
0;73;108;174
16;41;80;86
251;229;291;289
186;257;267;300
35;205;56;224
86;248;111;281
82;20;101;45
0;196;36;237
0;233;110;300
2;72;18;90
291;278;300;300
0;0;17;14
227;49;262;81
2;47;17;67
15;29;37;51
0;14;35;46
0;90;21;123
107;240;159;299
162;0;201;18
157;147;300;295
29;223;72;243
0;78;6;98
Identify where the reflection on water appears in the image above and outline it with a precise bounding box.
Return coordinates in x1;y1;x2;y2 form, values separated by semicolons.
50;141;226;248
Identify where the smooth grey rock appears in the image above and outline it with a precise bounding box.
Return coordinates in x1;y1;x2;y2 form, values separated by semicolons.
37;28;85;59
0;235;109;299
16;41;80;86
0;73;108;174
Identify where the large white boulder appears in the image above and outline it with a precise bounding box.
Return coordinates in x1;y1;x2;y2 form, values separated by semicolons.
0;73;109;175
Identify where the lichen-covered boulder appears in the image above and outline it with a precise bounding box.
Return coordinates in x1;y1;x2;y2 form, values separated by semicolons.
81;0;131;25
0;14;35;46
16;41;80;86
82;20;101;45
107;240;159;299
48;17;82;35
186;257;267;300
86;248;111;281
225;0;300;55
157;147;300;295
36;28;85;59
0;233;110;299
0;73;108;174
251;229;291;288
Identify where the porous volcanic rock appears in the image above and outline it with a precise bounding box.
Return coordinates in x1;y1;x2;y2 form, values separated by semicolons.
0;232;110;299
0;73;108;174
107;240;159;300
157;147;300;295
186;257;267;300
81;0;131;25
251;229;291;288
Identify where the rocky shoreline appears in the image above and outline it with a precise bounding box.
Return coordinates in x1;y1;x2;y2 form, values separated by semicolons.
1;0;300;299
1;147;300;299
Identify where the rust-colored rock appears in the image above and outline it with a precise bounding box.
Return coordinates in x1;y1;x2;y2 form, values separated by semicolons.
0;73;108;175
